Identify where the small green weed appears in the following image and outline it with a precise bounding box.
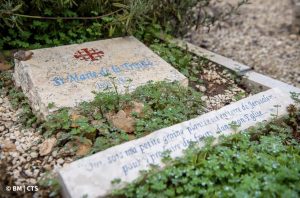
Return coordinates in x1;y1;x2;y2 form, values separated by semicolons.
41;81;205;154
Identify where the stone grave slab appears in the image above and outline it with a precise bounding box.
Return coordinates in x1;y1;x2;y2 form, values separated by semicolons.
13;36;188;118
58;88;297;198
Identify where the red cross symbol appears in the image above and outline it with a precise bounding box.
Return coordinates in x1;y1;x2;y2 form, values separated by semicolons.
74;48;104;61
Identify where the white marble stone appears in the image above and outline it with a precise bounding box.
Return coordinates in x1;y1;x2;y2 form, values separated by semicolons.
58;88;297;198
14;36;187;118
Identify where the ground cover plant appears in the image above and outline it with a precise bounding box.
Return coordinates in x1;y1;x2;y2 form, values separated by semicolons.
0;36;247;156
112;104;300;198
42;81;205;154
0;36;249;196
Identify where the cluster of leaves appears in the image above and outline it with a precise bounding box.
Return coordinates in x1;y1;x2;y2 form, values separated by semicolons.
0;0;205;50
41;81;205;154
112;106;300;197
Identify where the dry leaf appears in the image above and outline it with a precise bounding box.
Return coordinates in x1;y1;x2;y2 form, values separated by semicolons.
39;137;57;156
1;140;16;152
109;110;135;133
70;112;85;128
76;142;92;156
124;101;145;117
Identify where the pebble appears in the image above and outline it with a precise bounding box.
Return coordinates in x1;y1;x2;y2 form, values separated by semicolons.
33;169;40;177
44;164;52;171
30;151;38;158
199;86;207;92
28;178;37;184
52;150;58;157
57;158;64;165
25;169;32;177
48;156;53;162
0;93;74;194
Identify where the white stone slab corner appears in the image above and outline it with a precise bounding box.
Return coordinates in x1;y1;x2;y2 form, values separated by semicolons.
58;88;298;198
13;36;188;118
243;71;300;94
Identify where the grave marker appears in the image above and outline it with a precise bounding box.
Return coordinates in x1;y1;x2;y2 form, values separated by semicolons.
58;88;297;198
13;36;187;118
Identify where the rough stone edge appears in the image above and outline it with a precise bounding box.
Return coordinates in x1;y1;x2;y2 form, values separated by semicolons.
13;59;50;119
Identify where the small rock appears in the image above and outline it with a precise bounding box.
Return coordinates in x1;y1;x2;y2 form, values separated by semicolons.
48;156;53;162
24;169;32;177
39;137;56;156
76;142;92;156
62;163;70;168
131;101;145;116
91;120;103;126
201;96;208;101
215;79;221;84
4;121;13;129
31;146;38;151
52;150;58;158
57;158;64;165
56;132;63;139
0;125;5;132
30;151;38;158
28;178;36;185
19;156;26;163
13;170;20;178
44;164;52;171
108;110;135;133
33;169;40;177
198;86;207;92
1;140;16;152
10;152;19;158
289;34;297;40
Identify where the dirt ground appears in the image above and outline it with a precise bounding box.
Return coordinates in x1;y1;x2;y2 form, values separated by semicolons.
189;0;300;87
